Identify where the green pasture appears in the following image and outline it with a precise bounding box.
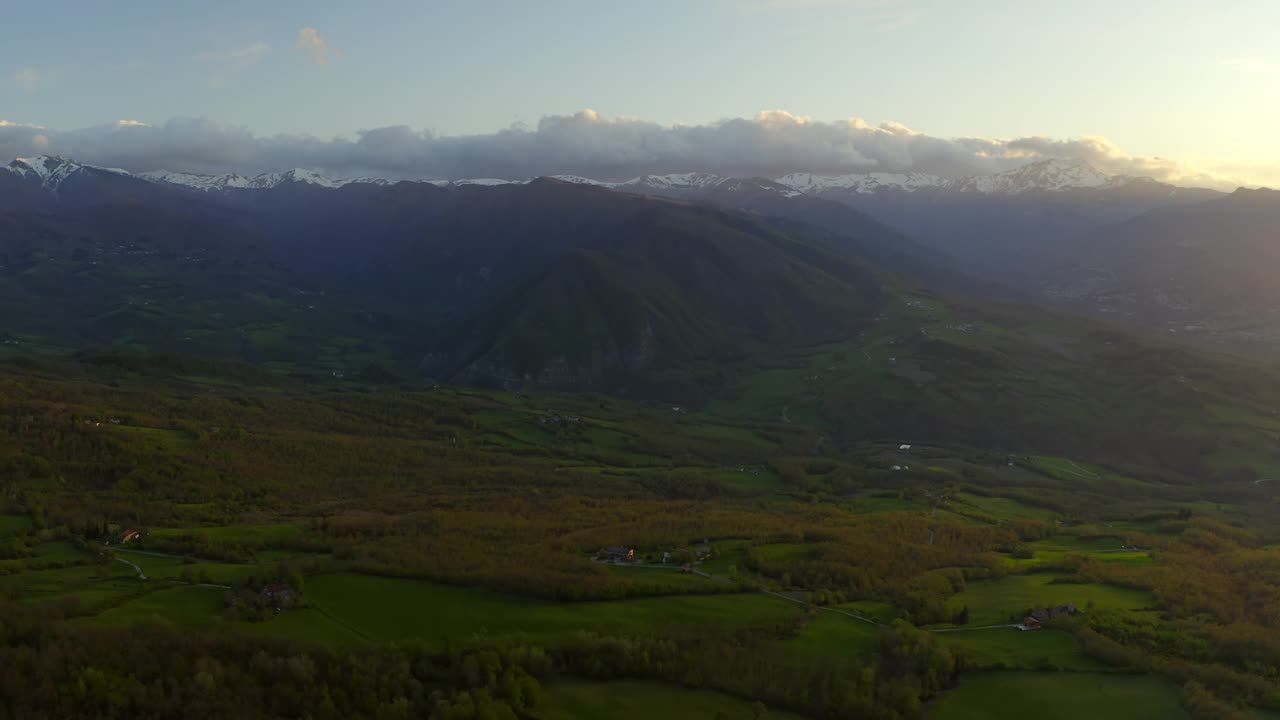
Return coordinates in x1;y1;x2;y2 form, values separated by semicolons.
111;425;196;449
539;680;806;720
605;565;716;590
299;573;801;649
88;584;226;629
0;562;143;610
0;514;32;536
947;573;1152;626
928;672;1189;720
952;493;1060;522
778;611;879;661
936;628;1106;671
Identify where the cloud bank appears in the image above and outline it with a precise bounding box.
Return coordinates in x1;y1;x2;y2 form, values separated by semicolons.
0;110;1258;189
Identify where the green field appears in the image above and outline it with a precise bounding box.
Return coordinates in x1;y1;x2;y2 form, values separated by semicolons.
952;493;1060;522
110;548;267;584
540;680;806;720
928;672;1189;720
605;564;718;590
88;585;226;628
0;562;143;610
1004;535;1153;568
699;540;750;575
778;611;879;661
835;600;899;624
297;573;802;648
947;573;1152;626
936;628;1106;671
148;522;307;546
111;425;196;449
33;540;90;562
0;514;33;536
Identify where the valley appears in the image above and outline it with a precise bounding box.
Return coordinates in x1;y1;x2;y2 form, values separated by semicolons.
2;153;1279;719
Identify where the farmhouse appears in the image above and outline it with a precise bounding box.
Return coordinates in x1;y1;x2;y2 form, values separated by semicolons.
1020;616;1042;630
1027;603;1079;625
260;583;297;608
599;546;635;563
118;529;141;544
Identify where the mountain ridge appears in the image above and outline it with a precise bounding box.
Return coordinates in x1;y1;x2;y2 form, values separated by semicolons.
6;154;1240;196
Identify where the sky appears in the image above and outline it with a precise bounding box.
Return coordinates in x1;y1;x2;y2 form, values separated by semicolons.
3;0;1279;187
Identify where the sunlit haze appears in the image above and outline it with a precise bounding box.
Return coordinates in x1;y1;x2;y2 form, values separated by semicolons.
3;0;1278;187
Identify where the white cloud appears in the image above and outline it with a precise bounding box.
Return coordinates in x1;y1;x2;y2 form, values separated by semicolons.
0;110;1266;190
296;27;339;65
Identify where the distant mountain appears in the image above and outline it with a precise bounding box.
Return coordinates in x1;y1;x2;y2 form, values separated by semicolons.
775;159;1130;196
1;157;188;211
1043;187;1280;350
10;153;1270;357
766;161;1222;291
0;160;898;389
535;161;1222;293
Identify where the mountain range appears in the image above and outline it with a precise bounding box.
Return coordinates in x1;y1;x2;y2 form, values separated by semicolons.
2;154;1189;196
5;152;1280;364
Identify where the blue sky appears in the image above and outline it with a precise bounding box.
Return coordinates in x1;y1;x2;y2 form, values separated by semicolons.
4;0;1279;185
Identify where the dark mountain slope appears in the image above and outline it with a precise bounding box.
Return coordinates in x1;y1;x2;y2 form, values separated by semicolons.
0;171;889;381
430;201;885;393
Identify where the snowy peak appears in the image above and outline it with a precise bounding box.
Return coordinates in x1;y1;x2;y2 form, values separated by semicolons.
3;155;131;189
616;173;730;192
139;170;261;191
143;168;351;191
143;167;462;191
775;160;1133;196
776;171;946;195
548;175;617;187
2;154;1153;199
950;159;1120;194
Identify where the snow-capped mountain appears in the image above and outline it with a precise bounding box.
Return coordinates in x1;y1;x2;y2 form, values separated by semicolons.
141;168;404;191
2;154;1159;200
556;160;1141;198
775;159;1134;196
776;171;947;195
3;156;132;189
947;159;1125;194
547;173;734;193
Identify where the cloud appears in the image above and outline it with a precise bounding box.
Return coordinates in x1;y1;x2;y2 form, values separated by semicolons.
296;27;339;65
12;67;41;91
0;110;1263;190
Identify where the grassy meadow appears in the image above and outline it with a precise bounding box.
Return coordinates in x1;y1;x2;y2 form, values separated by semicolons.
539;680;807;720
946;573;1152;626
927;672;1189;720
